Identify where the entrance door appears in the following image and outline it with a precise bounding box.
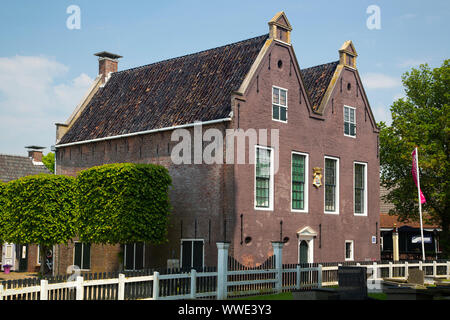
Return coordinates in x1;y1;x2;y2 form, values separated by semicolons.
2;243;16;271
299;240;309;264
18;245;28;272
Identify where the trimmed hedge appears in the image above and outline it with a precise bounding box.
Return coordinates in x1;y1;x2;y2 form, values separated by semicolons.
0;174;77;246
75;163;172;245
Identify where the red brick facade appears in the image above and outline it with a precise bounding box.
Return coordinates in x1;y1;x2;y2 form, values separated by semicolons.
229;41;380;265
54;16;380;274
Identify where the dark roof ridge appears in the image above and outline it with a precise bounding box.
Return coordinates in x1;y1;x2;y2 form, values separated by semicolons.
301;60;340;71
0;153;35;159
115;34;269;75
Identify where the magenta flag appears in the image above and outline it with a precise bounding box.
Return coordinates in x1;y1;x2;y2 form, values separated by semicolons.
412;148;426;204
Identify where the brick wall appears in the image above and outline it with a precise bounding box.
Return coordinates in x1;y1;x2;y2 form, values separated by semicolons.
229;41;380;266
55;123;234;273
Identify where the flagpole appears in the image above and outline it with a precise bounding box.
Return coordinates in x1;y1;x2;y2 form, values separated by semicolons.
415;147;426;261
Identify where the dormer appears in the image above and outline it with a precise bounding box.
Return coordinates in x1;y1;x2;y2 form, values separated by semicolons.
268;11;293;44
339;40;357;69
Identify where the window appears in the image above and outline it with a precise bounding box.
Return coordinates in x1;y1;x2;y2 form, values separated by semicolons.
324;157;339;214
354;162;367;215
255;146;273;210
345;240;354;261
74;243;91;270
181;240;204;271
292;152;308;212
272;86;288;122
347;55;353;67
344;106;356;137
124;243;145;270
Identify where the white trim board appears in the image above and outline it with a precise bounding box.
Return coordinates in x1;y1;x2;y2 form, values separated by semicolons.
55;118;232;148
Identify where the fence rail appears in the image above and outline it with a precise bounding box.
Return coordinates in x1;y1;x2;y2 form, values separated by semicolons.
1;259;449;300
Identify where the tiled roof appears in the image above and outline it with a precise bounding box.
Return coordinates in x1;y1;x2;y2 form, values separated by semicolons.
301;61;339;111
0;154;51;183
380;213;439;229
59;34;270;144
59;34;341;145
380;186;439;228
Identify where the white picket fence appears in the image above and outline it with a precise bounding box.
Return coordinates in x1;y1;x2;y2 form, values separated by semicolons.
0;267;321;301
320;260;450;287
1;241;449;300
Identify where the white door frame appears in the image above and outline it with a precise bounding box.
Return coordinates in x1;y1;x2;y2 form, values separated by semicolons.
297;226;317;264
2;243;16;271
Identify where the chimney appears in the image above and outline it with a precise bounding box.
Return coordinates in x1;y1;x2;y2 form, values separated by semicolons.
94;51;123;84
268;11;293;44
25;146;45;163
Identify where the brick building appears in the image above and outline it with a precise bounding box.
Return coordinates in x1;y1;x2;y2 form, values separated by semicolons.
53;12;380;274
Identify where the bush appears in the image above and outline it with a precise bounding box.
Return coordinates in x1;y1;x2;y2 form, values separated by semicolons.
75;163;172;245
0;174;77;246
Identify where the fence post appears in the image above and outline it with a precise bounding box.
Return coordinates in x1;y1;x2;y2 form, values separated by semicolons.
296;265;301;290
216;242;230;300
153;271;160;300
271;241;284;293
405;262;409;279
40;279;48;300
0;284;4;300
447;261;450;280
118;273;125;300
389;261;393;278
373;262;378;280
190;269;197;299
433;261;437;277
318;265;323;288
419;260;423;271
76;276;84;300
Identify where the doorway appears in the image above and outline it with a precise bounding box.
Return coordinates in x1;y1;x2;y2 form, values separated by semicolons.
18;244;28;272
299;240;309;264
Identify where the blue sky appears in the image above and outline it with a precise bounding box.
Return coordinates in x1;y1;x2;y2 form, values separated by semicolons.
0;0;449;155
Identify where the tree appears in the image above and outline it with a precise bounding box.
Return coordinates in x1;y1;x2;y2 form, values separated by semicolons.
75;163;172;246
42;152;55;173
379;59;450;257
0;174;77;275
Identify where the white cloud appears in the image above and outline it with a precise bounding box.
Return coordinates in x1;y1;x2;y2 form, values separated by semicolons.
373;104;392;125
54;73;93;113
361;73;401;89
0;55;93;155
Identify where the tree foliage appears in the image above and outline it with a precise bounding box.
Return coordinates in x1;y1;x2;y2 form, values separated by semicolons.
0;174;77;274
75;163;172;245
42;152;55;173
379;59;450;257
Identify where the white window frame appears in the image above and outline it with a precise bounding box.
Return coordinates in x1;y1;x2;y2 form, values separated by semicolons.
345;240;354;261
291;151;309;213
73;242;91;271
254;145;275;211
272;86;288;123
344;105;356;138
124;243;146;271
324;156;340;215
353;161;368;216
180;239;205;270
